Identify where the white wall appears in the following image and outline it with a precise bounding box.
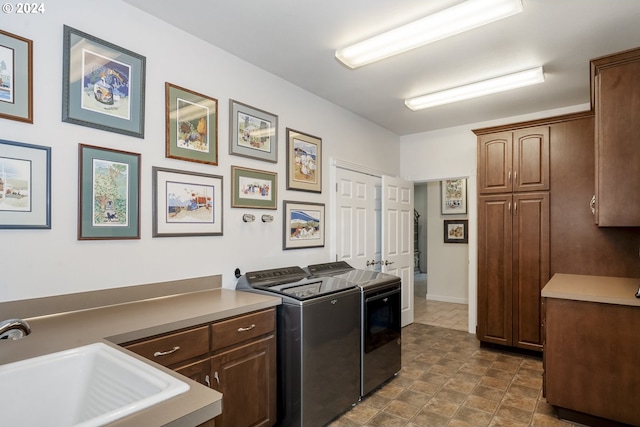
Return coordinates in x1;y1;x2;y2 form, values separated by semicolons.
400;103;590;333
426;181;468;304
0;0;401;303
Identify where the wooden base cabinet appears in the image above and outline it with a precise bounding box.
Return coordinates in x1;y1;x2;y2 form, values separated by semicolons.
477;192;549;351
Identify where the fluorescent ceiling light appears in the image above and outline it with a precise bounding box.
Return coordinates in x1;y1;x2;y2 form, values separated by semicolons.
404;67;545;110
335;0;523;68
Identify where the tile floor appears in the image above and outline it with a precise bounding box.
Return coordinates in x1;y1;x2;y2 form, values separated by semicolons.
328;273;583;427
413;273;469;332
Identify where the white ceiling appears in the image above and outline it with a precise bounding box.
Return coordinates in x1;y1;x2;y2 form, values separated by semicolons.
122;0;640;136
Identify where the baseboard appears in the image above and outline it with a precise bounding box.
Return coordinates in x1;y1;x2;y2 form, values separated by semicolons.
426;294;468;304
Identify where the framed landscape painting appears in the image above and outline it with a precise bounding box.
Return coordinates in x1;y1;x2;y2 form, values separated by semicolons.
229;99;277;163
0;30;33;123
62;26;146;138
0;139;50;229
152;167;223;237
283;200;325;250
78;144;140;240
231;165;277;209
166;83;218;166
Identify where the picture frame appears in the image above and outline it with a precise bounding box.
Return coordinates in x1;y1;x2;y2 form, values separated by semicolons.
231;165;277;210
229;99;277;163
62;25;146;138
283;200;325;250
441;178;467;215
0;30;33;123
152;167;223;237
78;144;140;240
0;139;50;229
444;219;468;244
166;83;218;166
286;128;321;193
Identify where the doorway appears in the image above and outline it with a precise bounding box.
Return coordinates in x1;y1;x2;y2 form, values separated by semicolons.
413;181;469;332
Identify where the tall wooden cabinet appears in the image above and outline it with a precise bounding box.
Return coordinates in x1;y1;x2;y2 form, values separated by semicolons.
591;47;640;226
476;126;550;352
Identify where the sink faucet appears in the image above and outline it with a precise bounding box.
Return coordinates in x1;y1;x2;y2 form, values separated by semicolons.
0;319;31;340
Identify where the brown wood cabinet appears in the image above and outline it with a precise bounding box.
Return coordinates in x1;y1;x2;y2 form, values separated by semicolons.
477;192;549;351
591;47;640;226
123;308;277;427
210;309;277;427
478;127;549;195
544;297;640;426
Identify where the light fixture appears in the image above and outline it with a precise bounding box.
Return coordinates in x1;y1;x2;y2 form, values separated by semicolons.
335;0;523;68
404;66;545;110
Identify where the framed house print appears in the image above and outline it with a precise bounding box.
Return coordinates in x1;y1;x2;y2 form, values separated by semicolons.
78;144;140;240
152;167;223;237
283;200;325;250
444;219;468;243
0;30;33;123
229;99;277;163
441;178;467;215
286;128;321;193
166;83;218;166
231;166;277;210
62;26;146;138
0;139;50;229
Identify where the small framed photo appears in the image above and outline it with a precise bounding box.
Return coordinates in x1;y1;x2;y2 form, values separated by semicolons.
229;100;277;163
166;83;218;166
286;128;321;193
444;219;468;244
78;144;141;240
0;139;50;229
62;26;146;138
0;30;33;123
441;178;467;215
231;165;277;210
152;167;223;237
283;200;325;250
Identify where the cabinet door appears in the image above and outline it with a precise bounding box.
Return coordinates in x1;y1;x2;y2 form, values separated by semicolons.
512;192;549;351
595;59;640;226
175;357;211;388
477;194;513;346
513;127;549;192
478;132;513;194
211;335;276;427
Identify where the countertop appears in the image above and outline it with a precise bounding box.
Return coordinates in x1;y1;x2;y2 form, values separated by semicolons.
541;273;640;306
0;287;281;427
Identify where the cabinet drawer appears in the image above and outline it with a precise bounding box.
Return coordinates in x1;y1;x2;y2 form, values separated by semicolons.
125;325;209;367
212;309;275;351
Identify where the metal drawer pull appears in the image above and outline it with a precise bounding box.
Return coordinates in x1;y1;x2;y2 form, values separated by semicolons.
590;195;596;215
237;324;256;332
214;371;220;388
153;346;180;357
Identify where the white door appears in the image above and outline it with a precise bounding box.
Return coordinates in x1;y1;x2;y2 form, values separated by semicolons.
335;168;381;271
382;175;415;327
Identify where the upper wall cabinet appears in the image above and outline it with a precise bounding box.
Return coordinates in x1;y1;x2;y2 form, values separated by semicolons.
478;127;550;195
591;47;640;226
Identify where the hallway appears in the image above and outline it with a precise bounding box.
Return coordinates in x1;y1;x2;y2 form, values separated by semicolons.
413;272;468;332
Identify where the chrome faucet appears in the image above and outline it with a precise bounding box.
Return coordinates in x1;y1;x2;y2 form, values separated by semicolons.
0;319;31;340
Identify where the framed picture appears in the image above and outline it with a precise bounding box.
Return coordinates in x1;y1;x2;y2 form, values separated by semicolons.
166;83;218;165
444;219;468;244
152;167;223;237
229;99;277;163
231;165;277;210
78;144;140;240
283;200;325;250
62;25;146;138
0;139;50;228
0;30;33;123
441;178;467;215
286;128;321;193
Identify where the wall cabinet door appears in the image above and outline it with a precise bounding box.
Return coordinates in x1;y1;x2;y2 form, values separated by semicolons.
593;48;640;226
478;127;549;194
211;335;276;427
477;192;549;350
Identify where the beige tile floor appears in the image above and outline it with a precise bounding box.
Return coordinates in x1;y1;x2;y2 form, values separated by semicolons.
413;273;468;332
328;274;584;427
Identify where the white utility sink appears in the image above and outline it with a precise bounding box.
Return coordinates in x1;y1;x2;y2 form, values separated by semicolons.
0;342;190;426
